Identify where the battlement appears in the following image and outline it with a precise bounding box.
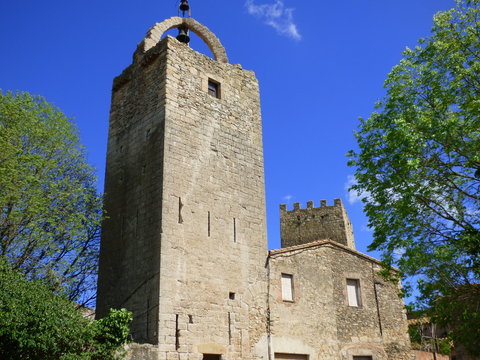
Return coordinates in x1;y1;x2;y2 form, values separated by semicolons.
280;198;355;250
280;198;343;212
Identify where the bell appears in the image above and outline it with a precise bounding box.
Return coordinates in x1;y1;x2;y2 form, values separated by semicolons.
179;0;190;12
176;27;190;44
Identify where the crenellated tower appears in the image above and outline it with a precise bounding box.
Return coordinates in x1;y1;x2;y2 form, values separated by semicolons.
280;198;355;249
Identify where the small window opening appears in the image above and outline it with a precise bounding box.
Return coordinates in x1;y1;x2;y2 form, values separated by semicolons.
228;312;232;344
178;197;183;224
229;292;235;300
208;79;221;99
347;278;361;307
281;273;294;302
175;314;180;350
233;218;237;243
208;211;211;237
188;315;193;324
203;355;221;360
353;357;373;360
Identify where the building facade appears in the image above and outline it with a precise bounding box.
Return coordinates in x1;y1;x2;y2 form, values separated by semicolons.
96;14;413;360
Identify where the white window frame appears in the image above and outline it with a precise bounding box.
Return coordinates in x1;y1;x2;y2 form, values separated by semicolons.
346;278;361;307
281;273;294;302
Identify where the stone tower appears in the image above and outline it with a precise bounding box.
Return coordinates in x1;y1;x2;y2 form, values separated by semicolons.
96;16;268;360
280;199;355;249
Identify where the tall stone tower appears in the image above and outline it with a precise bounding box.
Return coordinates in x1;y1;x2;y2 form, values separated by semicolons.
96;13;268;360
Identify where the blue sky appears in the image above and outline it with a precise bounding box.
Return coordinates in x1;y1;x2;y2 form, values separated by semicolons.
1;0;455;302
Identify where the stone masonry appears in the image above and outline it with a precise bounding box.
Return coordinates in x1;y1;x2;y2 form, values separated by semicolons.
97;22;268;360
267;239;413;360
280;199;355;249
96;15;414;360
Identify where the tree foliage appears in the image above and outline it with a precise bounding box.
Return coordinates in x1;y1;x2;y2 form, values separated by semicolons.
0;256;132;360
0;91;102;305
348;0;480;353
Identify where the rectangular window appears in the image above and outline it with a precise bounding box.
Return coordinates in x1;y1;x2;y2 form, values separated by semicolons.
203;355;221;360
281;273;294;302
353;357;372;360
275;353;308;360
208;79;221;98
346;278;361;307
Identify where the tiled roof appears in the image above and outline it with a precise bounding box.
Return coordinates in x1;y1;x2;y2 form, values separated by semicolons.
268;239;385;267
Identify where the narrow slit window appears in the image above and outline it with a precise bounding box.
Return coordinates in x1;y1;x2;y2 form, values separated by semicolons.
281;273;294;302
178;197;183;224
347;278;361;307
175;314;180;350
228;312;232;345
208;211;211;237
233;218;236;243
208;79;221;99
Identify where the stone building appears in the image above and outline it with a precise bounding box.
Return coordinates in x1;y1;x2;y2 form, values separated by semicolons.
96;9;413;360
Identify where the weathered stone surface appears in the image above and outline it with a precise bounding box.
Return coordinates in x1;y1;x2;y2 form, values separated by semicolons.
97;17;414;360
268;240;414;360
97;32;268;359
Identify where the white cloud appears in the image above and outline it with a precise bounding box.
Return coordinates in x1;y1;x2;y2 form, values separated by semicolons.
245;0;301;40
282;194;293;202
344;175;370;205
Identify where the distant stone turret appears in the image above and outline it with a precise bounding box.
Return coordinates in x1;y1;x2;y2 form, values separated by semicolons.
280;198;355;249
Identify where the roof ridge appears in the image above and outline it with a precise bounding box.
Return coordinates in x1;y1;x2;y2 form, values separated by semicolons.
268;239;386;267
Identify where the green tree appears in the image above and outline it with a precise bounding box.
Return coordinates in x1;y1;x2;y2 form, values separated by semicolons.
0;257;132;359
0;91;102;305
348;0;480;354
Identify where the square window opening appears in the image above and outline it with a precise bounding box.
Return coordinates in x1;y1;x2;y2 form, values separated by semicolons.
347;278;361;307
353;356;373;360
281;273;294;302
208;79;221;99
229;292;236;300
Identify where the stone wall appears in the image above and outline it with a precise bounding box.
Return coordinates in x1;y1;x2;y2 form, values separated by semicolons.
157;36;268;360
268;241;414;360
98;17;414;360
97;38;169;343
98;32;269;360
280;199;355;249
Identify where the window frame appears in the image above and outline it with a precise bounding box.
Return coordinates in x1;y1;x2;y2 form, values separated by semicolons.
207;79;221;99
346;278;362;307
281;273;294;302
